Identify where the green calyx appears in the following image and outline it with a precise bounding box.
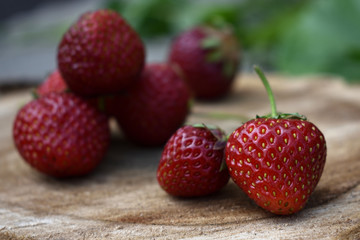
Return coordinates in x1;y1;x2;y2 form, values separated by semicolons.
254;65;307;121
200;26;239;78
201;37;221;49
256;112;307;120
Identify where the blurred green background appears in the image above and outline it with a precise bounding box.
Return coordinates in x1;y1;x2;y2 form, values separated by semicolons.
103;0;360;82
1;0;360;82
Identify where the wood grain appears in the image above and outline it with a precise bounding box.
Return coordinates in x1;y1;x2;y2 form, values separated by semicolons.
0;74;359;240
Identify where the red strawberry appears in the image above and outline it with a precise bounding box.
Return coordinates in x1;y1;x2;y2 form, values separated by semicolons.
114;63;191;146
13;92;110;177
36;69;117;115
37;69;68;97
57;9;145;96
225;66;327;215
157;124;229;197
169;25;240;100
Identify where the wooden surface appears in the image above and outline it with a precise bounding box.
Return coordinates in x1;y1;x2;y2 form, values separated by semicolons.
0;74;360;240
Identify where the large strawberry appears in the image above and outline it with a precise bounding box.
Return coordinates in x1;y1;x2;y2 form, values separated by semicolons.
13;92;110;177
57;9;145;96
169;25;240;100
225;66;327;215
157;124;229;197
114;63;191;146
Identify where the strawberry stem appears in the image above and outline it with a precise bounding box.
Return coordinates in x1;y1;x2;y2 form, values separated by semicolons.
254;65;277;118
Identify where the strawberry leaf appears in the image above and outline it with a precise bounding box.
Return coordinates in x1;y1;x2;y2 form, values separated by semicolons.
201;37;221;49
206;49;223;63
222;61;235;78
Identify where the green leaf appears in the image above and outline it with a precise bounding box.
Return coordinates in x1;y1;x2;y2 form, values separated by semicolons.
103;0;189;38
273;0;360;82
201;37;221;49
206;50;223;63
102;0;126;12
222;61;235;78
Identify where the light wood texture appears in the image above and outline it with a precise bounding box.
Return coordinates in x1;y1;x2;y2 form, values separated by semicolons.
0;74;359;240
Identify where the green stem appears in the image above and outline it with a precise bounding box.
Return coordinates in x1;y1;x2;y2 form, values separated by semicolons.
254;65;277;118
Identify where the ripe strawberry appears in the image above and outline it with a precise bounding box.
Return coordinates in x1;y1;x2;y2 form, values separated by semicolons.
157;124;229;197
225;66;327;215
13;92;110;177
114;63;191;146
169;25;240;100
37;69;68;97
36;69;116;115
57;9;145;96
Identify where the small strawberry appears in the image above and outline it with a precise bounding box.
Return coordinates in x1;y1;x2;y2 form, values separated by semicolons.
57;9;145;96
225;66;327;215
114;63;191;146
13;92;110;177
37;69;68;97
157;124;229;197
169;25;240;100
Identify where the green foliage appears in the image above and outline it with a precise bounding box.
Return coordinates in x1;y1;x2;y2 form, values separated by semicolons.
273;0;360;82
103;0;188;38
103;0;360;82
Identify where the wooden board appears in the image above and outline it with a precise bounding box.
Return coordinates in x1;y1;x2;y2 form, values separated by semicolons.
0;74;360;240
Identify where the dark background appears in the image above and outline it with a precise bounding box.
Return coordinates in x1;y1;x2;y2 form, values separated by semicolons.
0;0;72;21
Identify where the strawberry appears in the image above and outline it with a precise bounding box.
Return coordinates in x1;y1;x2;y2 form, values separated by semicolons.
37;69;68;97
13;92;110;177
114;63;191;146
57;9;145;96
168;25;240;100
157;124;229;197
225;66;327;215
36;69;115;115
